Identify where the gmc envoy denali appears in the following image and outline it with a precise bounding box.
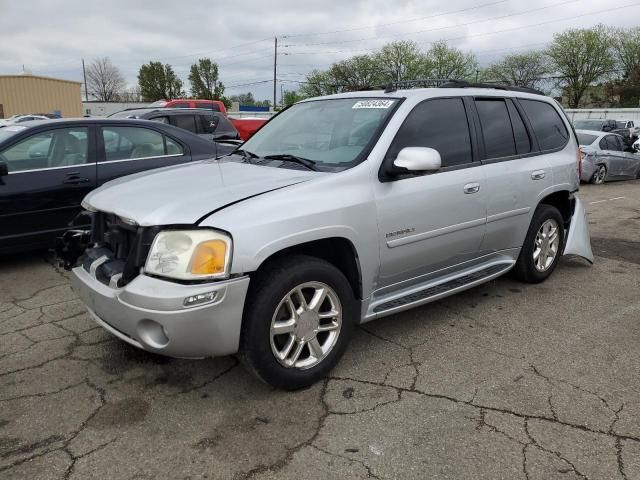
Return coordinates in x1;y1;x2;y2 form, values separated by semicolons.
60;82;594;389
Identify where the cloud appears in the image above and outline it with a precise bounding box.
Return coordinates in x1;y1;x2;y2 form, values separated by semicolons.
0;0;637;100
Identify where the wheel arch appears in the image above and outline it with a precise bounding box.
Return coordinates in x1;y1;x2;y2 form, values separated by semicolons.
251;237;364;301
538;189;573;225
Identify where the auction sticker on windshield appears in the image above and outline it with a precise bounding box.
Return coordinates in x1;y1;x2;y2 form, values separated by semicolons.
352;100;395;109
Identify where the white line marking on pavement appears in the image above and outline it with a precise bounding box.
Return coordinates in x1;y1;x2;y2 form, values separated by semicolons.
590;200;608;204
609;196;625;201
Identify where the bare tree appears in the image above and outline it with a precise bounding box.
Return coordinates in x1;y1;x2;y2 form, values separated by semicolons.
86;57;126;102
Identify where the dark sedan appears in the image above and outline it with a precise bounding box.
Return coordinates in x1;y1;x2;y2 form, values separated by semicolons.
0;118;235;254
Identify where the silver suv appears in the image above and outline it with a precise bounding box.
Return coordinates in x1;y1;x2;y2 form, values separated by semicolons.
64;85;594;389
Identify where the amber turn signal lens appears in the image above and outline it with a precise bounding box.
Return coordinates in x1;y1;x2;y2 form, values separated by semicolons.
190;240;227;275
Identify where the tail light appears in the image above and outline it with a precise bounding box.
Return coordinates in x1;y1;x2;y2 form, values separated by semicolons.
577;147;583;178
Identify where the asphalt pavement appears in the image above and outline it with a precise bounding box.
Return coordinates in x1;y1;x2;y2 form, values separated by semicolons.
1;180;639;479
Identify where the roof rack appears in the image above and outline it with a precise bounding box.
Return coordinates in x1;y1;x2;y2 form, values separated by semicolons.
384;78;545;96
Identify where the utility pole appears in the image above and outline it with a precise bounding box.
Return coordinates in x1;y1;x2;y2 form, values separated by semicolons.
82;59;89;101
273;37;278;109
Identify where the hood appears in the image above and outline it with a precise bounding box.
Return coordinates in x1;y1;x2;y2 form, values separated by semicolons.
84;159;321;226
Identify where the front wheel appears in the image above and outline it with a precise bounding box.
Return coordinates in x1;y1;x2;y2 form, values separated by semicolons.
591;165;607;184
240;255;357;390
512;205;565;283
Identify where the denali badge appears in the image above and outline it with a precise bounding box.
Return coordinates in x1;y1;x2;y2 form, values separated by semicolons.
385;228;416;239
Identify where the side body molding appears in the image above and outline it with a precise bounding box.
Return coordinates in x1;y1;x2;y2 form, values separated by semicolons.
563;197;594;264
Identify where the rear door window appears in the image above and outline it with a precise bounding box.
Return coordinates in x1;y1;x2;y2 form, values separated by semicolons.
171;102;190;108
507;100;531;154
173;115;198;134
387;97;473;167
102;127;165;161
607;135;623;152
519;99;569;151
475;98;516;159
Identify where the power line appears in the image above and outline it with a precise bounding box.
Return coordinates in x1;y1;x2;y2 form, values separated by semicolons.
284;0;583;48
280;0;507;38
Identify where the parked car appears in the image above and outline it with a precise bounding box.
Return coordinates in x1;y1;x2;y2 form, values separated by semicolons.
0;118;235;254
147;99;227;115
573;118;618;132
576;129;640;184
0;114;49;127
616;120;639;137
229;115;268;141
613;119;640;148
61;84;593;389
109;108;241;142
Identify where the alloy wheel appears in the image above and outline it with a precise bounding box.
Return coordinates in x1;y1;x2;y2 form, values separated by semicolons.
594;166;606;184
269;282;342;370
533;219;560;272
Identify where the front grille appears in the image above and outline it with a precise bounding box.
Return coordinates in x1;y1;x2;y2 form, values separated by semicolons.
81;212;160;288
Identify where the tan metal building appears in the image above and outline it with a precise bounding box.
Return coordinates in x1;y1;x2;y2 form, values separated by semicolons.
0;74;82;118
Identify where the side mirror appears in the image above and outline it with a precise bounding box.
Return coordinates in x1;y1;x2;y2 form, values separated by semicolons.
392;147;442;173
0;162;8;176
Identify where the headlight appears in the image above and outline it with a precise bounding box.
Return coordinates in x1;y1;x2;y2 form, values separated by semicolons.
144;230;232;281
81;199;97;212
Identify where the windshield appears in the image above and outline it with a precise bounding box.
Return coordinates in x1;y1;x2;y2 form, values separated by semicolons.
574;120;603;130
240;98;399;170
0;125;27;142
577;133;598;146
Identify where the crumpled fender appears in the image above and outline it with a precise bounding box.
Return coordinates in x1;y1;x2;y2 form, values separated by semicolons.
563;197;594;264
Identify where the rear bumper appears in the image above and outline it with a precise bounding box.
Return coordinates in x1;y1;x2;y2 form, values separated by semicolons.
71;266;250;358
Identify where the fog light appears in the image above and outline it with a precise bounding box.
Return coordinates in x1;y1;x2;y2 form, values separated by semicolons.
183;291;217;307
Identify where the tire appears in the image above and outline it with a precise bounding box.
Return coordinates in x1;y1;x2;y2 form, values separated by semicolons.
240;254;357;390
512;205;565;284
590;165;607;184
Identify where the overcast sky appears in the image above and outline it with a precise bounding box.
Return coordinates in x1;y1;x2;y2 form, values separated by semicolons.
1;0;638;101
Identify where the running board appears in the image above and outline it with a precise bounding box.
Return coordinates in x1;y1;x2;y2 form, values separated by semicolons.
366;260;515;319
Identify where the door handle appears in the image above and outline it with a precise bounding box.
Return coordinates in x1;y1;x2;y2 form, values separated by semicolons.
63;177;90;185
531;170;546;180
463;182;480;194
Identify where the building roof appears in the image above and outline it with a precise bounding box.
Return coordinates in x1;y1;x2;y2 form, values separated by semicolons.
0;74;82;85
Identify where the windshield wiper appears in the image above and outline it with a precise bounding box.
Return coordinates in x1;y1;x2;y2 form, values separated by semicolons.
234;148;259;163
263;154;319;171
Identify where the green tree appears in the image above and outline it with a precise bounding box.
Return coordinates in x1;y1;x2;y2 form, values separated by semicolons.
299;70;339;97
547;25;615;108
188;58;220;99
374;41;425;82
283;90;303;106
137;62;185;101
329;54;384;91
424;41;478;80
612;27;640;77
229;92;256;105
483;51;550;89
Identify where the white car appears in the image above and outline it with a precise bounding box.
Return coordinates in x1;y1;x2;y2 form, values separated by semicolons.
0;114;50;128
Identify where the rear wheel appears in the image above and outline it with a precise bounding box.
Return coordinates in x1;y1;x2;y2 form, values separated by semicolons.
513;205;564;283
240;255;356;390
591;165;606;184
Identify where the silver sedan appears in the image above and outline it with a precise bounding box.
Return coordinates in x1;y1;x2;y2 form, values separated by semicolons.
577;129;640;184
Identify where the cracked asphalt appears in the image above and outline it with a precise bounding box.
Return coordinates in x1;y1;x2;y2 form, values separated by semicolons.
1;180;639;480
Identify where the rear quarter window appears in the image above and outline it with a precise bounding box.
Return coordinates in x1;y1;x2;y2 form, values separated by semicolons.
519;99;569;151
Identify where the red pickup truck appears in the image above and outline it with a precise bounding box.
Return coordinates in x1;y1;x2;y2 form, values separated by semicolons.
148;99;266;140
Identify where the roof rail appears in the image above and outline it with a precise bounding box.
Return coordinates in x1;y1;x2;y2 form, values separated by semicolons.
439;80;545;95
383;78;545;96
